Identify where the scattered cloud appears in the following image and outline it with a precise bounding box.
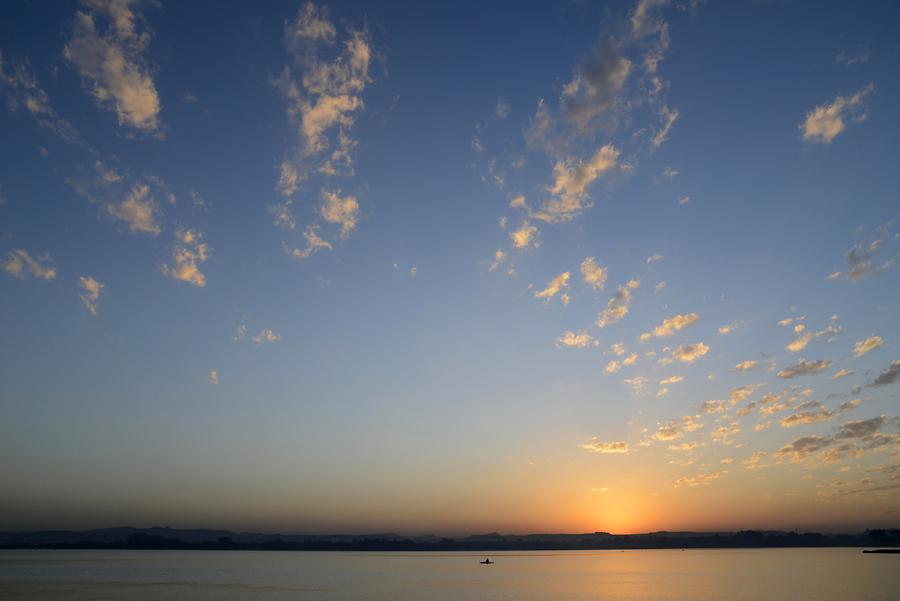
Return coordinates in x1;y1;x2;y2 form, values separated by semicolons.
853;335;883;357
734;360;758;371
488;249;507;272
105;183;160;235
671;341;709;364
871;360;900;387
651;104;678;149
534;271;570;300
832;368;854;381
65;0;162;132
78;275;104;315
510;221;539;249
779;402;834;428
799;83;874;144
209;370;219;385
495;98;511;119
2;249;57;280
162;229;210;287
652;423;683;441
288;225;333;260
556;330;596;348
662;166;678;179
777;359;832;379
253;329;282;345
596;278;640;328
677;195;690;205
0;51;79;141
319;189;359;237
533;145;620;222
675;471;723;488
653;313;699;337
580;439;628;454
580;256;608;289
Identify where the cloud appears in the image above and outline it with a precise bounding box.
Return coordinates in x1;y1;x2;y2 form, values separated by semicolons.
776;416;893;464
563;40;632;130
700;400;726;414
269;200;297;230
79;275;104;315
253;329;282;345
728;385;753;404
677;195;690;206
831;368;854;380
319;189;359;238
734;360;758;371
488;249;507;272
853;335;883;357
779;403;834;428
2;249;57;280
646;254;664;266
605;360;621;374
580;439;628;454
556;330;596;348
662;166;678;179
510;221;539;249
105;183;159;235
596;278;640;328
624;376;647;394
777;359;832;378
233;324;247;342
785;332;813;353
162;229;210;287
0;51;79;141
674;471;723;488
777;435;831;462
209;370;219;385
710;422;741;445
64;0;161;132
622;352;638;366
799;83;874;144
580;256;608;289
288;225;333;260
535;271;570;300
660;375;683;386
533;145;620;222
652;423;683;441
653;313;699;337
871;360;900;387
671;341;709;364
276;2;371;188
651;104;678;149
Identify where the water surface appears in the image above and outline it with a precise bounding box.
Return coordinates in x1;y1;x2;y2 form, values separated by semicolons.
1;548;897;600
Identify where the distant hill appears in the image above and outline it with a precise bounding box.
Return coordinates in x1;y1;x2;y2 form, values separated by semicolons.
1;527;898;551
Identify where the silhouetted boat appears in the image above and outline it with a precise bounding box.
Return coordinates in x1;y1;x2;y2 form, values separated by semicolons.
480;558;493;564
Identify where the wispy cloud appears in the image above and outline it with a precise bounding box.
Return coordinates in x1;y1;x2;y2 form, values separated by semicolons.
853;335;883;357
777;359;832;379
596;279;640;328
65;0;162;132
0;51;79;141
78;275;104;315
670;342;709;364
105;183;160;235
580;256;608;289
556;330;597;348
580;439;628;454
800;83;874;144
653;313;699;337
534;271;570;301
162;229;210;287
2;249;57;280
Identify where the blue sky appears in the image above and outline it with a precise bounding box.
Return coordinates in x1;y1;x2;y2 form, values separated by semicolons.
1;0;898;534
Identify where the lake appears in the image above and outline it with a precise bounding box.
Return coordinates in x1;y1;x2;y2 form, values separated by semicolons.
0;548;897;600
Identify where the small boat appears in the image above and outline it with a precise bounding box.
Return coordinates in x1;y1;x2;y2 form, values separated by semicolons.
480;558;494;564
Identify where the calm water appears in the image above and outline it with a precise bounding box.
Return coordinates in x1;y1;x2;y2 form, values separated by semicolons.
0;548;897;600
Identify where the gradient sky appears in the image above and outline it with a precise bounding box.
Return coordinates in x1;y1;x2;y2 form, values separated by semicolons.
1;0;899;535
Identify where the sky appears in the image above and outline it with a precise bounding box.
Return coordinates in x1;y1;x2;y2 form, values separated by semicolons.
0;0;898;536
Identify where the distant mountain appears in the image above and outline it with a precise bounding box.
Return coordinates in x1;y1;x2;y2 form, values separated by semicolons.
1;527;898;551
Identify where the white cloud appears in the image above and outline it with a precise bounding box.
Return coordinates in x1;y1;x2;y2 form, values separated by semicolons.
276;2;371;188
831;368;854;380
734;360;758;371
596;278;640;328
253;329;282;345
162;229;210;287
64;0;161;132
534;145;620;223
535;271;570;300
651;104;678;149
269;200;297;230
800;83;875;144
495;98;511;119
645;254;664;266
605;360;621;374
319;189;359;238
853;335;882;357
671;341;709;364
580;439;628;454
105;183;159;235
2;249;57;280
662;166;678;179
510;221;539;249
288;225;333;260
79;275;104;315
581;256;608;289
209;370;219;385
488;249;507;272
556;330;596;348
653;313;699;337
677;195;690;205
